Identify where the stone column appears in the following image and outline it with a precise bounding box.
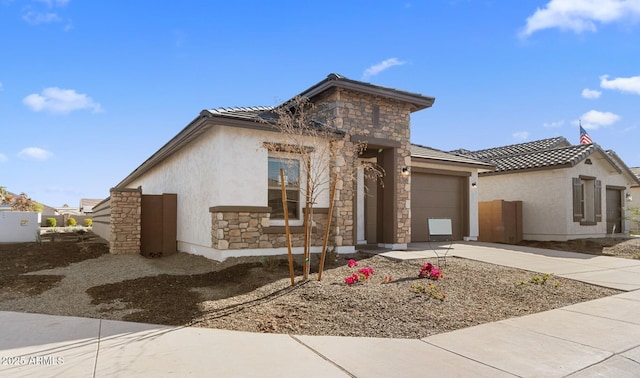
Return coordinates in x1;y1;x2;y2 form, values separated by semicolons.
109;187;142;254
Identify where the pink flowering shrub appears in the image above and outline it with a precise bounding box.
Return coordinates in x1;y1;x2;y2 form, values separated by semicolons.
419;262;443;280
344;260;374;285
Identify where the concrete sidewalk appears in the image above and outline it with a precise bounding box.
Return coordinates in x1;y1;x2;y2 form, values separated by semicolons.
2;242;640;377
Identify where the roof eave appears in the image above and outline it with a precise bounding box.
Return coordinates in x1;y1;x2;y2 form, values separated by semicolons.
479;163;574;177
299;74;435;112
411;156;495;171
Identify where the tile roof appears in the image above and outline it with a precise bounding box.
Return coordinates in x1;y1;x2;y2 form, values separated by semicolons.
411;144;493;168
451;137;605;174
631;167;640;181
203;106;276;122
482;144;595;173
453;137;569;160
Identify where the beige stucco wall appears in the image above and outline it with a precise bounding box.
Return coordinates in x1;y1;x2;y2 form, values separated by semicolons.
127;125;331;259
478;154;633;241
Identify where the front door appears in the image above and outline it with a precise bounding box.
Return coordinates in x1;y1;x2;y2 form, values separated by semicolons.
606;188;622;234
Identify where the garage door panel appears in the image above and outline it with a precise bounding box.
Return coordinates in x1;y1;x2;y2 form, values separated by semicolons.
411;173;465;242
414;191;459;205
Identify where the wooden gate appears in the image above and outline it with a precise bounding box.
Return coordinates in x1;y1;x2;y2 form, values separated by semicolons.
141;193;177;257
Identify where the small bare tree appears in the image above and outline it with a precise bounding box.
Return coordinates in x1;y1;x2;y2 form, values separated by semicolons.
263;96;383;282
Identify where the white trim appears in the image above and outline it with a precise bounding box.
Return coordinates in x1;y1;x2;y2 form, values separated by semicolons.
178;241;355;262
356;165;366;244
379;243;408;250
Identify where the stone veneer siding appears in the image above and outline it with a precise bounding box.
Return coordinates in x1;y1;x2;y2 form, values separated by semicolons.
315;88;413;245
210;206;330;250
109;187;142;254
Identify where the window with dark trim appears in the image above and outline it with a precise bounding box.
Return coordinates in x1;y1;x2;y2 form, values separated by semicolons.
572;177;601;224
268;157;300;220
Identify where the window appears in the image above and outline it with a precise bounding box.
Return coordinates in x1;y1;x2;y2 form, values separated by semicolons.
572;177;601;224
268;157;300;220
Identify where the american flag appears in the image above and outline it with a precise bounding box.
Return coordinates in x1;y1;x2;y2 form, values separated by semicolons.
580;125;592;145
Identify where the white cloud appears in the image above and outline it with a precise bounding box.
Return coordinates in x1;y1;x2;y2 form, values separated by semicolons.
35;0;70;6
23;87;103;114
513;131;530;140
600;74;640;94
22;0;71;28
362;58;407;80
581;88;602;99
520;0;640;37
18;147;53;161
543;120;565;128
576;109;621;129
0;82;3;91
22;11;61;25
0;153;7;163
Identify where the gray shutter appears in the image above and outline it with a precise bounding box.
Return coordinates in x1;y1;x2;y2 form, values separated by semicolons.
594;179;602;223
572;177;582;222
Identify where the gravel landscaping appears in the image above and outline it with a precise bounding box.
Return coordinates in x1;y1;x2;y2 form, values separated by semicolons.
1;233;637;339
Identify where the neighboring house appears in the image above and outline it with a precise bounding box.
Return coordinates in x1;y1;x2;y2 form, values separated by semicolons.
629;167;640;232
79;198;102;214
55;206;81;216
40;204;58;216
94;73;490;261
455;137;640;241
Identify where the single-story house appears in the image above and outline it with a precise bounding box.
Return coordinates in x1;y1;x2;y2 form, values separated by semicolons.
79;198;102;214
94;74;490;261
454;137;640;241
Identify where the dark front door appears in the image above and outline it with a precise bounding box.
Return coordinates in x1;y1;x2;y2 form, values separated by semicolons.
606;188;622;234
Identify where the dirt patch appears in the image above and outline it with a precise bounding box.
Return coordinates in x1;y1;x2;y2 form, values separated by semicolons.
0;232;107;300
1;234;635;339
86;261;296;325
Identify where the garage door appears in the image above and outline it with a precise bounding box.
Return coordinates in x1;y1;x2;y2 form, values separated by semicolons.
411;173;465;241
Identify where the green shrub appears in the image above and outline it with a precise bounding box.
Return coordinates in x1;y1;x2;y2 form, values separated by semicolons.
46;218;57;227
66;217;77;227
84;218;93;227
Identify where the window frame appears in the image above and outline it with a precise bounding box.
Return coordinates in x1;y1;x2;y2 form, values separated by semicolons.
267;155;302;225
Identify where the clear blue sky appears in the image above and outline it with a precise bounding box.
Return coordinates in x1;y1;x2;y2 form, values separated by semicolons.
1;0;639;207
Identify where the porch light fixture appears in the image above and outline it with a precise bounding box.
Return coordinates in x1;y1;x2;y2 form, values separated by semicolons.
627;192;633;202
401;166;410;176
471;182;477;188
